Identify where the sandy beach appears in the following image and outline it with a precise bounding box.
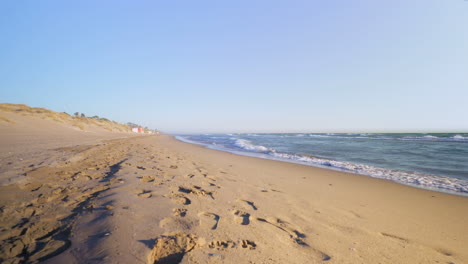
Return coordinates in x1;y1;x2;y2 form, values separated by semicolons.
1;109;468;264
3;1;467;262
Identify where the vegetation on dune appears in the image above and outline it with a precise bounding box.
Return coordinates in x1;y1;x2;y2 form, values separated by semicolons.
0;103;134;132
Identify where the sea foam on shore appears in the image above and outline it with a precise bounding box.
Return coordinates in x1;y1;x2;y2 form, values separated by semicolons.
176;133;468;196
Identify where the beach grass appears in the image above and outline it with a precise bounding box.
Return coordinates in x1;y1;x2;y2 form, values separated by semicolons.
0;103;131;132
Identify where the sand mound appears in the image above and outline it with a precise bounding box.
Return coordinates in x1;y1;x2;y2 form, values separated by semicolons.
0;103;131;133
0;103;136;186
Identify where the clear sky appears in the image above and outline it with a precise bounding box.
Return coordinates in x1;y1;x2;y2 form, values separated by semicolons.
1;0;467;133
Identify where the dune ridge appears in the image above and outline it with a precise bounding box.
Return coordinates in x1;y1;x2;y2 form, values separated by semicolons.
0;103;131;133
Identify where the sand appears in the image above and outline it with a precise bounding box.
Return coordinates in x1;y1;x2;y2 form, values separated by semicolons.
0;105;135;186
1;109;468;264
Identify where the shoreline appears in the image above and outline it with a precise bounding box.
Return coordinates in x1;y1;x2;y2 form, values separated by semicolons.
161;135;468;262
175;134;468;197
1;134;467;263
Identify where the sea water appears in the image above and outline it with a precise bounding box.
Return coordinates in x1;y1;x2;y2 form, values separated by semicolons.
176;133;468;196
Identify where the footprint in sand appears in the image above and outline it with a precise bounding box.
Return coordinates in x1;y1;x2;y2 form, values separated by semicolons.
230;210;250;225
140;175;155;182
170;194;191;205
209;240;236;249
198;212;220;230
202;180;220;189
240;240;257;250
236;199;258;211
178;186;215;199
136;190;152;198
252;217;331;261
208;239;257;250
148;232;197;264
252;217;307;246
173;208;187;217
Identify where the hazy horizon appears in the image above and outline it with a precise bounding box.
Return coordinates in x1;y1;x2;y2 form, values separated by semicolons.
171;130;468;135
1;1;467;133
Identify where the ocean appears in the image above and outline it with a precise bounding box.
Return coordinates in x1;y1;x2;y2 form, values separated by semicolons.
176;133;468;196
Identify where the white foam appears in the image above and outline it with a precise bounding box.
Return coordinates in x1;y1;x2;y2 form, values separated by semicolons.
176;135;468;196
306;133;468;142
234;139;274;153
453;134;468;140
308;134;333;138
269;152;468;195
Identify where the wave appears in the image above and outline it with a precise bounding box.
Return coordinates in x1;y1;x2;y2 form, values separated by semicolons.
305;133;468;142
176;134;468;196
234;139;275;153
267;152;468;195
307;134;394;140
453;134;468;140
400;135;468;142
226;137;468;194
273;152;466;193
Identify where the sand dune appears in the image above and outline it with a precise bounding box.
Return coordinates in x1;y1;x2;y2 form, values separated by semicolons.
1;106;468;264
0;104;135;186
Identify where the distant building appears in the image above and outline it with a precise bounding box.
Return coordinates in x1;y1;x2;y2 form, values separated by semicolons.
132;127;145;133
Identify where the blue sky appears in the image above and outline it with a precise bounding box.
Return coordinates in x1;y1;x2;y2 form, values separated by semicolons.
1;0;467;133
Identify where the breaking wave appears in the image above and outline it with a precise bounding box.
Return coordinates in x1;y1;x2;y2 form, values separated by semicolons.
234;139;275;153
176;133;468;196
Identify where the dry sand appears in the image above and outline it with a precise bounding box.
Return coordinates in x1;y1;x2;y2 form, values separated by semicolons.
1;109;468;264
0;104;135;186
